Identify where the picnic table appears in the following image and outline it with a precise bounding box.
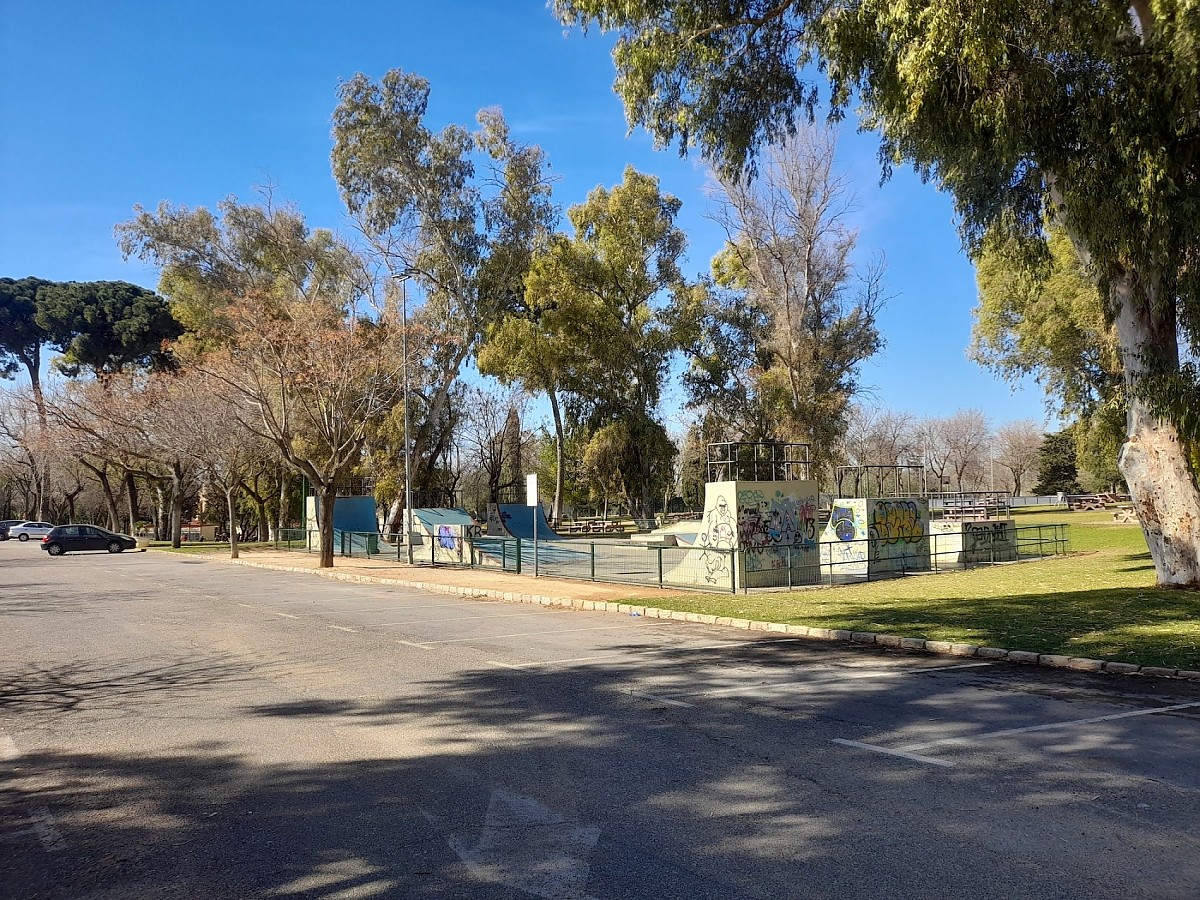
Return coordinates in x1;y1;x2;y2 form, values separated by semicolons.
1112;506;1137;523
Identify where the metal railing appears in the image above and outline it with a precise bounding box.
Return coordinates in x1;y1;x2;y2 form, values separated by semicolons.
276;522;1069;594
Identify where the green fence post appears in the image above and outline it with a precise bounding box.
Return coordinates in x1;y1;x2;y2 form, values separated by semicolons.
515;539;522;575
590;542;596;581
657;546;663;588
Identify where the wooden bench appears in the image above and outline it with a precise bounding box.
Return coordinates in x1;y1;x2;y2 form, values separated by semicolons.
1112;506;1137;523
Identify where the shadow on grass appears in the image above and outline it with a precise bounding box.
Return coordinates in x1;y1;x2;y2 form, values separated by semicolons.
790;586;1200;667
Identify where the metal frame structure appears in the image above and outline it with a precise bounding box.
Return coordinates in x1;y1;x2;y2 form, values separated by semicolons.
706;441;812;483
834;464;928;499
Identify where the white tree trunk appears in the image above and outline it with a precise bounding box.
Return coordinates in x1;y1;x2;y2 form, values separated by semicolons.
1112;276;1200;587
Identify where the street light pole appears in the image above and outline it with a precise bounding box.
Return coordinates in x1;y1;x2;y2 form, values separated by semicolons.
392;270;418;564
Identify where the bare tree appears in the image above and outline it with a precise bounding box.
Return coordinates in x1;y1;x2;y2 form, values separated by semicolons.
941;409;993;492
698;124;887;476
993;419;1044;496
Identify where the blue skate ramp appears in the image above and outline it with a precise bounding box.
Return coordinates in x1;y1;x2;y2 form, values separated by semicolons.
496;504;561;540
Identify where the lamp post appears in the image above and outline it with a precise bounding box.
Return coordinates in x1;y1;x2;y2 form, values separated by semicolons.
392;269;419;564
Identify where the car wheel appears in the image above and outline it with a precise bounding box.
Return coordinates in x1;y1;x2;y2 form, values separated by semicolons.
17;533;28;542
107;541;124;554
46;543;64;556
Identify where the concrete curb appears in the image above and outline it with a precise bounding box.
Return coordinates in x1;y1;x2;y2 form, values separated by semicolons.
221;557;1198;683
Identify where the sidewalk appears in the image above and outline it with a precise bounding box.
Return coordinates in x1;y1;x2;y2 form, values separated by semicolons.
216;548;685;603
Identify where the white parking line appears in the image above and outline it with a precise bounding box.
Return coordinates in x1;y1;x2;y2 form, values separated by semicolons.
365;611;548;628
627;691;696;709
417;623;668;644
396;640;435;651
328;625;356;633
899;700;1200;751
833;700;1200;767
274;612;299;619
831;739;955;768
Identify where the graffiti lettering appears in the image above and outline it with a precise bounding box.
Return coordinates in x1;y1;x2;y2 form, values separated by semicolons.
869;500;924;545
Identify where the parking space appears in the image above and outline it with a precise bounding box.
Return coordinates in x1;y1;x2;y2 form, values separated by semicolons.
6;540;1200;897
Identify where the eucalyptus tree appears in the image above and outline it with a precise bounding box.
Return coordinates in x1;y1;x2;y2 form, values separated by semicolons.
523;166;697;517
972;228;1126;492
331;70;557;510
557;0;1200;586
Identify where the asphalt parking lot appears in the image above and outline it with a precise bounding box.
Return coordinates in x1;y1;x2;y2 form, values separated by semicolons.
3;539;1199;898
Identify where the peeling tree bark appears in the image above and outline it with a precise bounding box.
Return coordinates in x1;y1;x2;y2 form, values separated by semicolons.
1111;274;1200;587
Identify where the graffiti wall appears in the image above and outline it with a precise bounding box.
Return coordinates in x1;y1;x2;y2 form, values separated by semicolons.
733;480;820;587
820;498;931;576
928;519;1017;566
663;480;820;589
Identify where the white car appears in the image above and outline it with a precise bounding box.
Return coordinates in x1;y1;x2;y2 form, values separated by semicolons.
10;521;54;541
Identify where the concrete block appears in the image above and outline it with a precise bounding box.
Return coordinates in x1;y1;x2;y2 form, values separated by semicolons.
831;630;853;641
851;632;877;644
1039;654;1072;668
924;640;953;654
1177;670;1200;681
699;614;718;625
950;644;980;657
875;635;902;648
1066;658;1104;672
1140;666;1178;678
1008;650;1039;664
730;618;752;629
808;628;835;640
899;637;927;651
686;612;704;623
977;647;1009;659
1103;662;1140;675
786;624;810;636
766;622;788;633
715;616;733;626
749;620;770;631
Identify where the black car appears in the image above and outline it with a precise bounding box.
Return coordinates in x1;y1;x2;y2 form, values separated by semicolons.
41;525;138;556
0;520;22;540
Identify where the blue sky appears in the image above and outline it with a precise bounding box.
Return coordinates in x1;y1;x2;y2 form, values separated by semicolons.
0;0;1048;429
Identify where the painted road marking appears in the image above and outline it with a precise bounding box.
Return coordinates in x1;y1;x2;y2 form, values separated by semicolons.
626;691;696;709
831;738;956;768
416;623;669;645
29;807;67;852
365;611;548;628
488;651;631;668
396;640;435;651
899;700;1200;752
274;612;299;619
833;700;1200;767
662;662;994;702
328;625;356;633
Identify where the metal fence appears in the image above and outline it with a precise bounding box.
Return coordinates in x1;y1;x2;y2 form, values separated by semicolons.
277;522;1070;594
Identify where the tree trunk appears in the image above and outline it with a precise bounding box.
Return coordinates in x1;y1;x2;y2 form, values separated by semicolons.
226;484;240;560
316;484;337;568
155;483;166;541
124;469;140;535
170;462;185;549
549;389;565;523
1112;274;1200;587
84;462;121;532
277;468;290;538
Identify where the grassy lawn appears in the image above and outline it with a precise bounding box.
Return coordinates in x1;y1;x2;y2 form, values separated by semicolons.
147;540;277;554
625;508;1200;670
